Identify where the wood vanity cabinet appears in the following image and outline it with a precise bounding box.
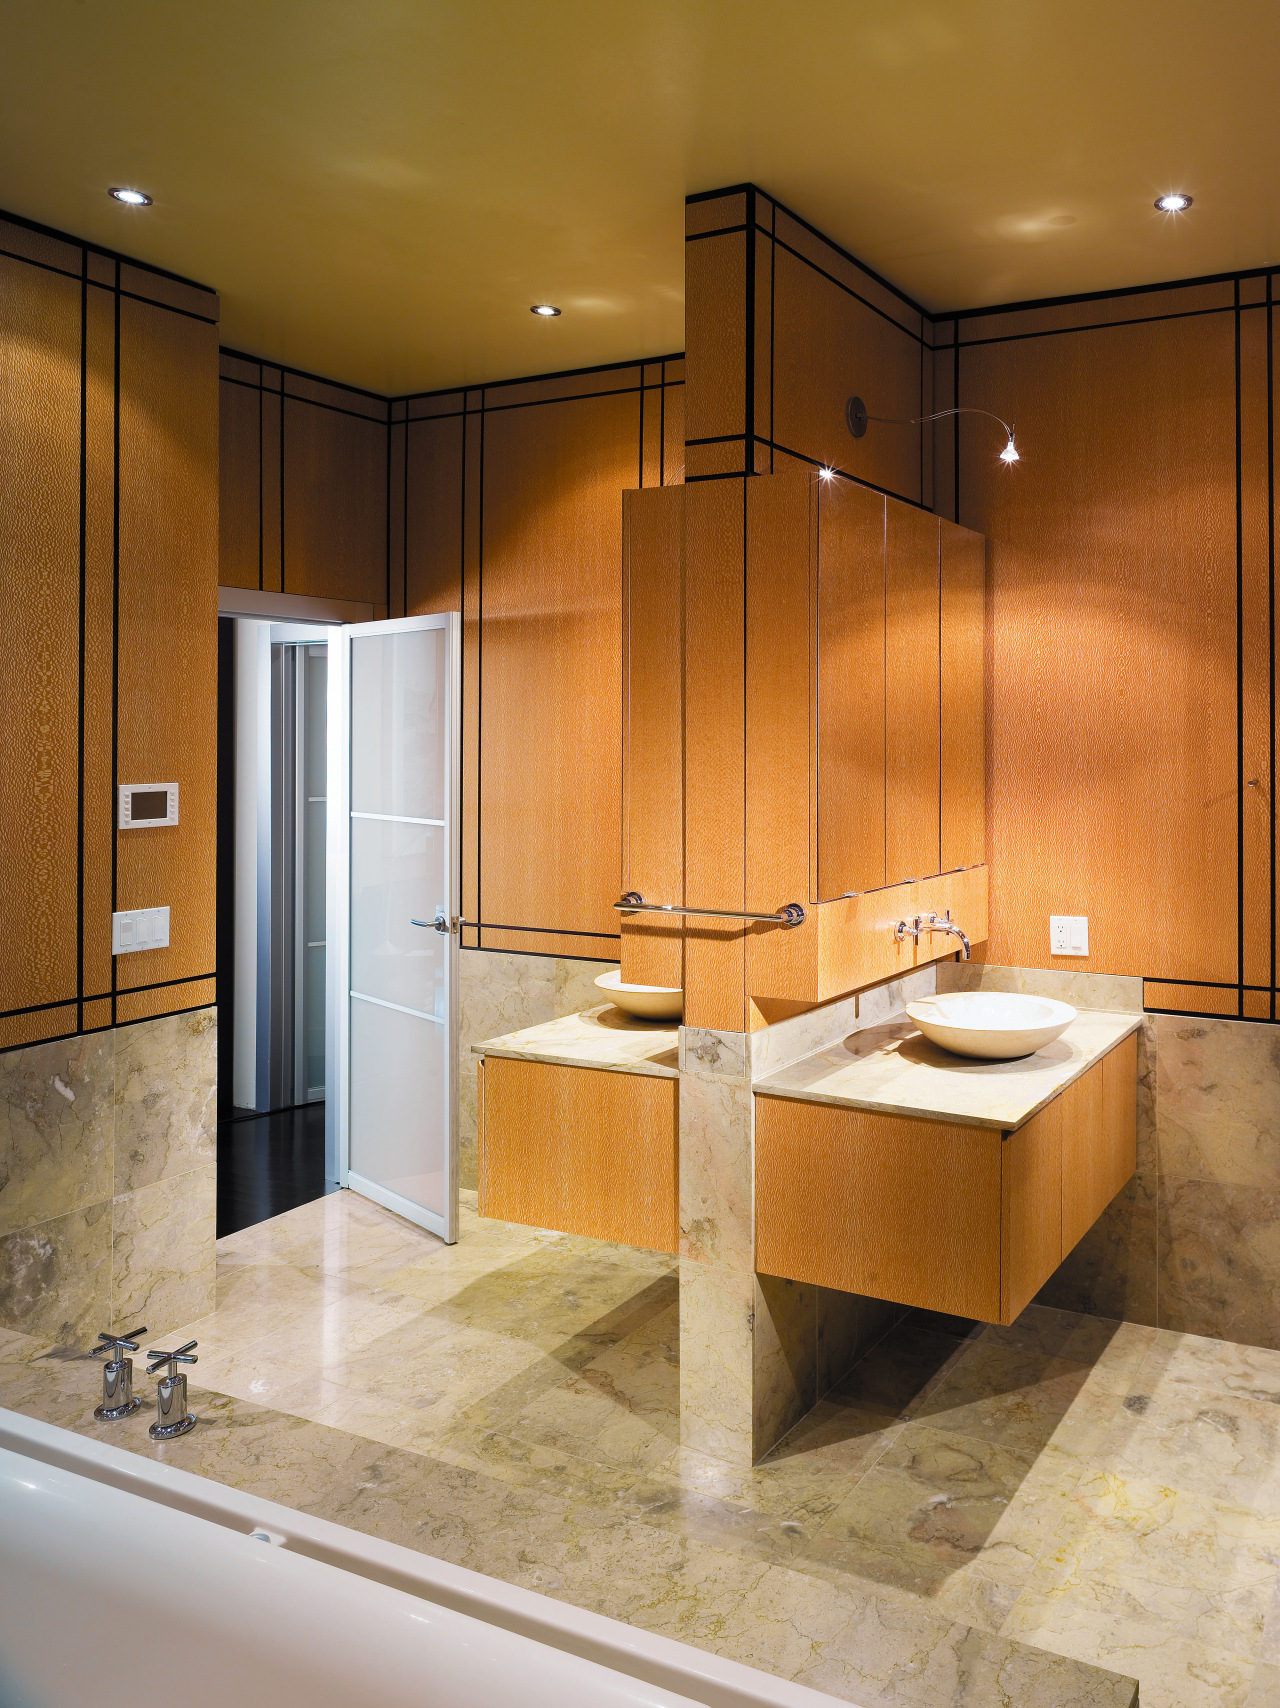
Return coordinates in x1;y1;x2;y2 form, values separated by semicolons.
753;1033;1137;1326
477;1056;679;1254
620;470;987;1027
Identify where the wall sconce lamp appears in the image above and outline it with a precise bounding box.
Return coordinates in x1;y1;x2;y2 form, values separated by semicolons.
847;397;1020;464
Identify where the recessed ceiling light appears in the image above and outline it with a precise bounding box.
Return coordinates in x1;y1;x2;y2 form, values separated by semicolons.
109;187;152;206
530;303;561;317
1155;192;1192;213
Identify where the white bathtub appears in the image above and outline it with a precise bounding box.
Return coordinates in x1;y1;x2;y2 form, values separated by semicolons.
0;1406;858;1708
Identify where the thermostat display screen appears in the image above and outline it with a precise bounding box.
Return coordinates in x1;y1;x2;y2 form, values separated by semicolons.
118;784;179;828
129;790;169;820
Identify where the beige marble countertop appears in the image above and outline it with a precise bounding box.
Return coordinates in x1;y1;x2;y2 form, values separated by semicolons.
473;1003;680;1078
753;1008;1143;1130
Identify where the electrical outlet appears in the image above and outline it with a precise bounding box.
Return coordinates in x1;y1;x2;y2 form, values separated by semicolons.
112;906;170;955
1050;915;1088;956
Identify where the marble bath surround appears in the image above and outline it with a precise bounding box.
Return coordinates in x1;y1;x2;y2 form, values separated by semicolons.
0;1187;1180;1708
0;1010;217;1343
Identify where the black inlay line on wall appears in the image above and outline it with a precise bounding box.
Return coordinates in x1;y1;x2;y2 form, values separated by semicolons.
219;373;389;425
113;290;216;327
76;248;87;1035
954;302;1251;353
769;235;927;347
1235;279;1245;1017
769;200;776;474
1143;1004;1280;1026
762;441;939;516
219;345;388;406
110;259;121;1028
1270;274;1277;1021
686;183;755;204
638;368;645;489
1144;975;1275;989
952;340;960;526
0;994;80;1021
471;921;620;940
944;262;1271;324
476;399;486;951
279;375;286;594
684;224;750;244
398;350;682;407
0;204;217;294
659;360;666;487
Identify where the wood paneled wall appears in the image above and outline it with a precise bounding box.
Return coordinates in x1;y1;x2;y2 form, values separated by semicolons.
684;186;932;505
0;211;219;1051
218;352;389;607
389;359;685;961
938;276;1278;1019
686;181;1278;1022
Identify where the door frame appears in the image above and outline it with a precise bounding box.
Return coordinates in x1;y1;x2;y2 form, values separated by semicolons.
325;611;462;1243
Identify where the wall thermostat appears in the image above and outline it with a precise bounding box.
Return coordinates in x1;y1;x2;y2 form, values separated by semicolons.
118;783;179;829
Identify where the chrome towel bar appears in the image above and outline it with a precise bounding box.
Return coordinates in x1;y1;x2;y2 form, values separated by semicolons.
614;892;806;928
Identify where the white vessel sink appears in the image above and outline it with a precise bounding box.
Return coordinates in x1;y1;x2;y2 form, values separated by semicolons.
905;990;1077;1060
595;968;683;1021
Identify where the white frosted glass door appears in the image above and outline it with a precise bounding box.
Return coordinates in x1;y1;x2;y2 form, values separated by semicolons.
329;614;459;1242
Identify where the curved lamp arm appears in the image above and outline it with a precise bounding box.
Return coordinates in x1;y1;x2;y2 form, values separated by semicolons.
846;397;1019;462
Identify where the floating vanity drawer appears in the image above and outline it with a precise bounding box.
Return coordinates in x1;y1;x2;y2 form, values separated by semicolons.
754;1030;1138;1326
478;1057;678;1254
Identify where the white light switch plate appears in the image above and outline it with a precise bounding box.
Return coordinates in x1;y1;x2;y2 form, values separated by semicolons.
112;906;170;955
1050;915;1088;956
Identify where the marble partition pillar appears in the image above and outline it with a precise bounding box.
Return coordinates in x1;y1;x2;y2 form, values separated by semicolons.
678;969;935;1465
0;1009;217;1345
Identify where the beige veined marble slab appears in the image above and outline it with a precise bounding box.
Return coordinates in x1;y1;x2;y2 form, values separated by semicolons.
752;1008;1142;1130
472;1004;679;1078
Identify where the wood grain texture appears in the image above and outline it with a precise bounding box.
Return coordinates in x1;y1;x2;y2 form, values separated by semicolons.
114;296;219;994
771;239;923;503
115;980;215;1025
0;254;83;1015
621;485;685;989
478;390;638;941
405;413;463;615
754;1096;1003;1320
259;383;282;593
478;1055;677;1253
816;477;886;899
812;864;988;1003
886;504;940;885
1000;1093;1062;1325
0;1006;78;1052
82;283;117;1006
939;518;986;871
745;469;817;1002
683;477;747;1030
460;409;482;926
282;396;387;602
218;374;261;589
959;310;1239;983
684;231;746;443
1064;1036;1137;1255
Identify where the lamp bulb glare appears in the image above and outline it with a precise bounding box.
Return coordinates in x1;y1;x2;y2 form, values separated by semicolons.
999;439;1020;464
819;465;835;481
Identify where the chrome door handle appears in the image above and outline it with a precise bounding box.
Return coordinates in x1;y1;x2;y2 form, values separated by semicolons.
411;912;453;935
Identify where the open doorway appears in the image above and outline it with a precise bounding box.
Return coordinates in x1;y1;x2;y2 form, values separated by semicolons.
216;609;340;1236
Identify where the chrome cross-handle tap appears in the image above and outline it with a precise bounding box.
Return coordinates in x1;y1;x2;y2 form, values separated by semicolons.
147;1340;198;1440
90;1326;147;1420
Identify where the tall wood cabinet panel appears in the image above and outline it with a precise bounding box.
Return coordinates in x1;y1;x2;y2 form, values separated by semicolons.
0;255;82;1015
816;478;886;900
886;505;940;885
115;297;219;992
622;486;685;989
939;518;986;871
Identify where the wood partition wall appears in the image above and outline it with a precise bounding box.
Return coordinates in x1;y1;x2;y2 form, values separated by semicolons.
0;211;219;1052
218;353;389;607
387;359;686;961
688;183;1278;1021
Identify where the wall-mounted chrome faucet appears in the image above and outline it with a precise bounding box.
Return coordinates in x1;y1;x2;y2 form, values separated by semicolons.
146;1340;198;1440
90;1326;147;1420
893;910;972;960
